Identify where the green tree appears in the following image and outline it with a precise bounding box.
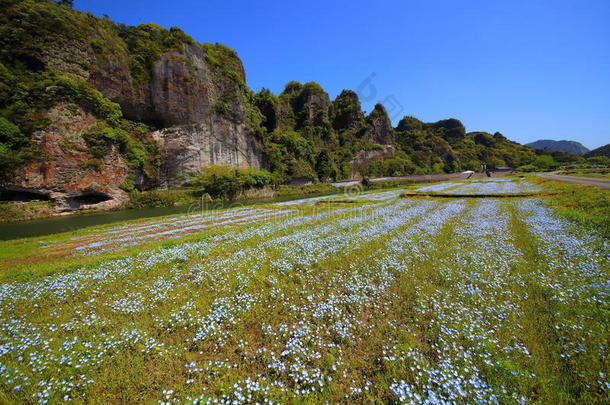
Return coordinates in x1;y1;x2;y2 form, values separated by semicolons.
190;165;272;200
57;0;74;8
533;154;556;170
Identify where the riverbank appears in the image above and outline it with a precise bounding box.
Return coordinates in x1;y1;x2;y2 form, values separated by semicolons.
0;171;515;228
0;183;341;225
0;182;371;240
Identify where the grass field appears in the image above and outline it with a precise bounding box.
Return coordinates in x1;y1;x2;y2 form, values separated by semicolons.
565;173;610;179
557;169;610;180
0;178;608;404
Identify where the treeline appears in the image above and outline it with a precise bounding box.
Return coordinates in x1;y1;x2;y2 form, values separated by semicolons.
247;81;595;182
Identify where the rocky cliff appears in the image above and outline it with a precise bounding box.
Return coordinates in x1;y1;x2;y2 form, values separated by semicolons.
363;104;394;145
6;103;130;210
0;1;265;210
56;27;267;190
152;122;265;188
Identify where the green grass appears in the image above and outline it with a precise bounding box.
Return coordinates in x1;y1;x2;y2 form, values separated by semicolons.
0;181;608;403
0;201;56;223
535;177;610;238
564;173;610;179
557;168;610;178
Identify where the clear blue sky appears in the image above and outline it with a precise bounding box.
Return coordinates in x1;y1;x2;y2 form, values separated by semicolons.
75;0;609;149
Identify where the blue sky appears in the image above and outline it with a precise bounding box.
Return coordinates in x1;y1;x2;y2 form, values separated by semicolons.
76;0;609;149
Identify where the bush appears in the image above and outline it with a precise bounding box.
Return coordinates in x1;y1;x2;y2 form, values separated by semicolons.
533;155;557;170
118;23;195;82
0;117;23;146
365;157;416;177
90;39;106;52
190;165;273;200
516;164;538;173
126;190;176;208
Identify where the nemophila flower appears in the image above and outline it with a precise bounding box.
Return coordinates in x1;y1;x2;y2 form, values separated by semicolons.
73;208;294;255
449;180;541;194
417;182;457;192
1;186;608;403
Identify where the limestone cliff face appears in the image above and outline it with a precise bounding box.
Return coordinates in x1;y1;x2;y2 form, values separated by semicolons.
92;42;264;187
8;104;129;211
349;145;395;179
20;35;266;200
363;104;394;145
150;45;216;127
346;103;395;179
152;121;265;188
90;43;245;128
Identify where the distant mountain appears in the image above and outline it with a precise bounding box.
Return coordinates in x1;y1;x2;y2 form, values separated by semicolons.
584;144;610;159
526;140;590;156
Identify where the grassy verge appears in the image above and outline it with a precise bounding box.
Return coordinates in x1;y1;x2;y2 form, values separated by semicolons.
535;177;610;238
0;201;57;223
564;173;610;179
125;188;200;209
557;168;610;178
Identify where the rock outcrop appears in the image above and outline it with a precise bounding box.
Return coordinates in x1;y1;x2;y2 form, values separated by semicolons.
8;23;266;202
349;145;395;179
345;103;396;178
294;84;331;128
152;122;265;188
89;41;265;189
331;90;364;132
6;104;129;211
90;43;247;129
363;104;394;145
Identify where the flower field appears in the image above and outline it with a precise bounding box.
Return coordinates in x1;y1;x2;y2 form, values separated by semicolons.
0;179;608;404
416;178;541;195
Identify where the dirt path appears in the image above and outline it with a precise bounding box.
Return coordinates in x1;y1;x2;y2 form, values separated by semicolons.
537;172;610;190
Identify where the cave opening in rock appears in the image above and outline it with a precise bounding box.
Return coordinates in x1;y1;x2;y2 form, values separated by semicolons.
0;189;51;203
69;192;112;205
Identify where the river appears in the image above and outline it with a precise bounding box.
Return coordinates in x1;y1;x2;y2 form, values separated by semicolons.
0;194;328;241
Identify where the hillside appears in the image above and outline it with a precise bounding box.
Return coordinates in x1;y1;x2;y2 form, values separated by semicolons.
0;0;548;211
526;139;590;155
584;144;610;159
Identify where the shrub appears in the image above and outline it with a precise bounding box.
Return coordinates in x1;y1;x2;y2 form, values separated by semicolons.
365;157;416;177
90;39;106;52
532;155;557;170
126;190;176;208
79;159;102;171
0;117;24;146
190;165;273;200
516;164;538;173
